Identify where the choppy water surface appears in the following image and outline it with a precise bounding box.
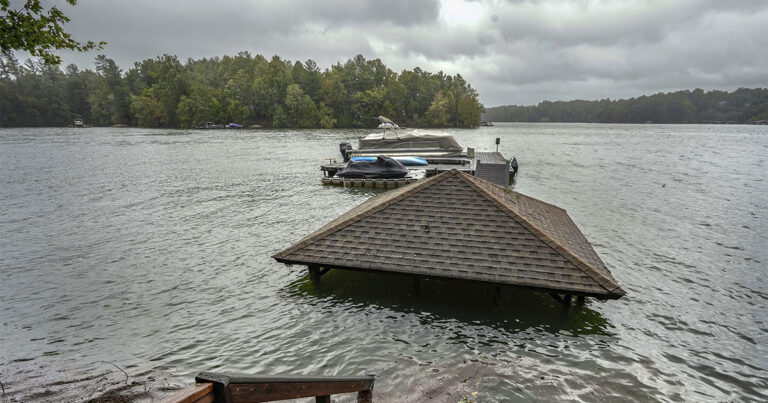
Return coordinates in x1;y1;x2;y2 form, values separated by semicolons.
1;123;766;402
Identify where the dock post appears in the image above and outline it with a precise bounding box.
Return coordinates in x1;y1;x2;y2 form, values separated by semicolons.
309;266;331;279
574;295;586;312
549;292;574;308
357;389;373;403
413;277;420;296
493;286;502;308
309;265;320;281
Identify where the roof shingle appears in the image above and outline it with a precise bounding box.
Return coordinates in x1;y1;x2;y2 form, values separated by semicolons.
273;170;624;299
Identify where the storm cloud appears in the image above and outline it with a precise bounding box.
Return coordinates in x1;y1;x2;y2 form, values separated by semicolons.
53;0;768;106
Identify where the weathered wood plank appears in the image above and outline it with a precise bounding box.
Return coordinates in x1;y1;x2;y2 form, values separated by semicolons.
228;380;374;402
160;383;213;403
193;394;214;403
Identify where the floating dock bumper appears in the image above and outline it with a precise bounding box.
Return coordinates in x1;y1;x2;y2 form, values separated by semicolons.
321;177;418;188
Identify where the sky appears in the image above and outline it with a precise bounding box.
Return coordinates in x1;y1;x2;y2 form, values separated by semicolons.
48;0;768;107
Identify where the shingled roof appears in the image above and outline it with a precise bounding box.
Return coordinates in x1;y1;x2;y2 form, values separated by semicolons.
273;170;624;299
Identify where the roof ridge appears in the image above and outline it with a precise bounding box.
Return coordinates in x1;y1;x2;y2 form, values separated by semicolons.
272;171;460;260
455;171;624;296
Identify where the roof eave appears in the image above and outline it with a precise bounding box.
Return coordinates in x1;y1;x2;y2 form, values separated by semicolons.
273;257;625;300
455;171;624;296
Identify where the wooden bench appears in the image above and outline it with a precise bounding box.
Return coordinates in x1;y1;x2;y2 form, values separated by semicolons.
161;372;375;403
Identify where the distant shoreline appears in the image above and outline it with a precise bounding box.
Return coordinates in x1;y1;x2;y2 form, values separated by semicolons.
482;88;768;125
3;121;768;130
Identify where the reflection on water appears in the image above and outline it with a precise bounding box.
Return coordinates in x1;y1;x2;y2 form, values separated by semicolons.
284;270;612;338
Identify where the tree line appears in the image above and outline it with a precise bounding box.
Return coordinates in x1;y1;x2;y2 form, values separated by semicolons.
483;88;768;124
0;52;484;129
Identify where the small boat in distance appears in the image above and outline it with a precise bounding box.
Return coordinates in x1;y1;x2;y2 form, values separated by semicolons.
481;121;494;127
73;118;85;127
194;121;225;129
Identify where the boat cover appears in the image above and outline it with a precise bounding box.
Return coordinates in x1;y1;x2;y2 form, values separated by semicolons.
336;156;409;179
359;129;462;151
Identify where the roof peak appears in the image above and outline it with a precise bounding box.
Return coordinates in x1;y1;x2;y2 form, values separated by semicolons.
274;170;624;298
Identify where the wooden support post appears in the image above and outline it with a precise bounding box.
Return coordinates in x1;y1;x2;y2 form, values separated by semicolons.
413;277;420;296
309;266;321;282
357;389;373;403
493;286;502;308
549;293;576;309
574;295;586;312
316;395;331;403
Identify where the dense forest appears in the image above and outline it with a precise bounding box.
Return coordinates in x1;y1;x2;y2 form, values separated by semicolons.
0;52;483;129
483;88;768;124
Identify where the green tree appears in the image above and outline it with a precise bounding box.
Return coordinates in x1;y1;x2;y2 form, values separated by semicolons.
224;100;248;124
350;88;388;128
0;50;497;128
0;0;105;65
425;91;451;127
89;55;130;125
317;102;336;128
130;92;163;127
176;94;211;128
282;83;318;128
457;94;482;127
321;66;350;126
253;55;292;122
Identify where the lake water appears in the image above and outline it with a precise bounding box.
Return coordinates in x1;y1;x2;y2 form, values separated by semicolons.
1;123;767;402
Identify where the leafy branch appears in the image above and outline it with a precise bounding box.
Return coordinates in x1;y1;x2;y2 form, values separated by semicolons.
0;0;105;65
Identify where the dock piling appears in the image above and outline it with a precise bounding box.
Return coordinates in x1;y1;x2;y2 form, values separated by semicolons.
357;389;373;403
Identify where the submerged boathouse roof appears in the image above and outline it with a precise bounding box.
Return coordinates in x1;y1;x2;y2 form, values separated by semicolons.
273;170;624;299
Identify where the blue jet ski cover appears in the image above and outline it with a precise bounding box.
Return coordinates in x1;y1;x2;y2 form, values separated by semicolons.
336;155;409;178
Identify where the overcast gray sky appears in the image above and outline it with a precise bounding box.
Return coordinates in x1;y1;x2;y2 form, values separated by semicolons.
52;0;768;106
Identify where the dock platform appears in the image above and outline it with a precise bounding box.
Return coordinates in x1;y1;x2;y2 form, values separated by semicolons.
321;161;472;178
321;152;512;187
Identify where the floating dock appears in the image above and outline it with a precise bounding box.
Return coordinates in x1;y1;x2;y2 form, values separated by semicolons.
321;177;418;188
322;152;513;187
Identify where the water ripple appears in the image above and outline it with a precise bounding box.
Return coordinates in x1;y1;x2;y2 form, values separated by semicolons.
1;124;767;401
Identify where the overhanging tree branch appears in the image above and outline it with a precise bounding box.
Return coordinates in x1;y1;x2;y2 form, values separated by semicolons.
0;0;105;65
